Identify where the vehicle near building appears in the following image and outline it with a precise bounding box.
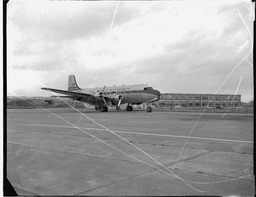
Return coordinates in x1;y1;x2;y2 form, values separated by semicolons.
173;105;182;109
216;106;224;109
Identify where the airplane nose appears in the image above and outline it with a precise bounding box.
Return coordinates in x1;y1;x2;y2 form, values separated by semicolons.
154;90;161;97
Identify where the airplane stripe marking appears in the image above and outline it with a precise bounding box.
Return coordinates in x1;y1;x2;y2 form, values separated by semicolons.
32;124;253;144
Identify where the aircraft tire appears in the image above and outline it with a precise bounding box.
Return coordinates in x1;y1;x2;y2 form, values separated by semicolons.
147;106;152;112
101;106;108;112
104;106;108;112
126;106;133;111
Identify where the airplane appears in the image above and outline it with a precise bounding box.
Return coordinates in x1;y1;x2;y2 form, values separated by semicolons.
41;75;161;112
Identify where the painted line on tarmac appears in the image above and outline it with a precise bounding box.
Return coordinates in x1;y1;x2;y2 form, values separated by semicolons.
33;123;253;144
154;111;253;116
7;140;118;160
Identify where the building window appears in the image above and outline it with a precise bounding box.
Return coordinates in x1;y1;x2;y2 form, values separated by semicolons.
215;96;221;101
202;102;207;107
159;102;165;107
208;103;214;107
202;96;208;100
188;102;193;107
173;95;180;100
181;95;186;100
181;103;187;107
221;96;227;101
208;95;215;101
162;94;172;100
188;95;194;100
234;96;240;101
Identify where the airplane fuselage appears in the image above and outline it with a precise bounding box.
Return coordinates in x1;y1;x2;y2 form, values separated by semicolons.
42;75;161;112
72;84;160;105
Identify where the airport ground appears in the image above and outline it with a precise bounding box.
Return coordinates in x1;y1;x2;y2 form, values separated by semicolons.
7;108;254;196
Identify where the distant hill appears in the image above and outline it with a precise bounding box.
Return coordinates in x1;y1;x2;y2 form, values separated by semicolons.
6;96;84;109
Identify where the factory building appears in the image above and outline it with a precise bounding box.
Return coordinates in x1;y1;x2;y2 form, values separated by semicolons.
158;93;241;108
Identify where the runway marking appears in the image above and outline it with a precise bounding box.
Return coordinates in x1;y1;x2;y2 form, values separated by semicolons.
32;123;253;144
15;91;206;193
154;111;253;116
7;141;119;160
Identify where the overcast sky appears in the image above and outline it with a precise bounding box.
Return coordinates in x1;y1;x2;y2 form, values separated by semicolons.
7;0;254;102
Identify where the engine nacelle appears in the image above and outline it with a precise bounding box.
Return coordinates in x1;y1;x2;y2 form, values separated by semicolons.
111;95;122;105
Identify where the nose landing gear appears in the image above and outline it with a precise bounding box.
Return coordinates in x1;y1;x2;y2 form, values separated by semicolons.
147;106;152;112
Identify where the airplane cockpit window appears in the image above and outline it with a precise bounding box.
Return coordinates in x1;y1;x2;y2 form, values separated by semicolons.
144;87;153;90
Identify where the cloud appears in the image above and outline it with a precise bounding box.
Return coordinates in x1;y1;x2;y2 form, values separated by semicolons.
8;1;139;42
7;0;254;102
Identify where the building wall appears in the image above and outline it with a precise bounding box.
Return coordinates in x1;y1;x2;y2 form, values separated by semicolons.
158;93;241;108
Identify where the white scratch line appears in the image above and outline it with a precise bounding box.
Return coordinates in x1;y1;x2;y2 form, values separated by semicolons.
32;124;253;144
36;91;209;192
222;76;243;119
13;91;206;192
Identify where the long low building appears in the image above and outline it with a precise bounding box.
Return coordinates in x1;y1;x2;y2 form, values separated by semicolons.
157;93;241;108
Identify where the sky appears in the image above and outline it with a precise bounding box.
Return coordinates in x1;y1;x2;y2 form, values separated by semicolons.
7;0;254;102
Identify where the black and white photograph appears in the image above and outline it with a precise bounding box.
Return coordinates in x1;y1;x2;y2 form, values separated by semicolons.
6;0;254;196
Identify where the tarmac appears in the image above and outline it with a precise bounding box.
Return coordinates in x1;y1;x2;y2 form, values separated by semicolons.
7;108;254;196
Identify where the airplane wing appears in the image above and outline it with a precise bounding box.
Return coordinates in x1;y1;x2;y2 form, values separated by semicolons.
41;87;102;105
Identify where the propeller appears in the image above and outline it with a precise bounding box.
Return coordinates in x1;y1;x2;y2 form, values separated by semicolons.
99;86;123;109
117;95;122;108
99;86;107;105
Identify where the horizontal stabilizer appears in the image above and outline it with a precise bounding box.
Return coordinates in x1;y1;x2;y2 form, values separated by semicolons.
42;87;91;98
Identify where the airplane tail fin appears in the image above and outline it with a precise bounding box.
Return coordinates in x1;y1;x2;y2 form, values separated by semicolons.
68;75;81;91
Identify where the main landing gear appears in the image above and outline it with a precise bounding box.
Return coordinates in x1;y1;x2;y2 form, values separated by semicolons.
126;104;133;111
95;106;108;112
126;104;152;112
